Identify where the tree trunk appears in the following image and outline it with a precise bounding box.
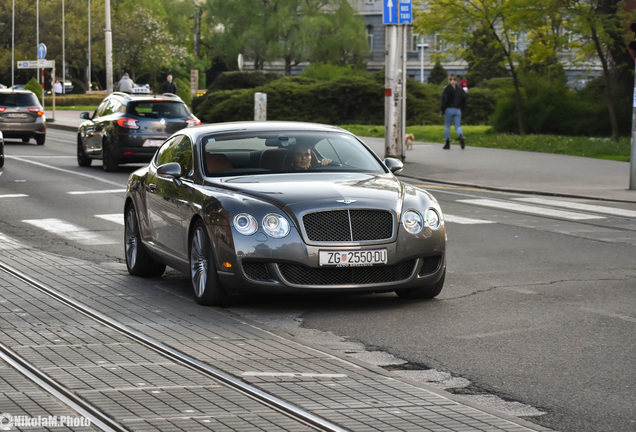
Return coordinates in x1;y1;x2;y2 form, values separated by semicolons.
600;0;635;97
591;24;619;142
284;57;292;76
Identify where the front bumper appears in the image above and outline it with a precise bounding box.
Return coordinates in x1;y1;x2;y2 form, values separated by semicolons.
214;225;446;294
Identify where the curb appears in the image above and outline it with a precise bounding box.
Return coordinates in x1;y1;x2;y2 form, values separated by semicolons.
48;123;78;133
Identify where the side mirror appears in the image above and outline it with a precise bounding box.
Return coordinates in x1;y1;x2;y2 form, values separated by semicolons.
157;162;182;179
383;157;404;174
80;112;91;120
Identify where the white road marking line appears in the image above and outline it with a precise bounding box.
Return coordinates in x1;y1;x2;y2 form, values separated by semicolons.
457;199;605;220
580;308;636;324
96;214;125;225
444;214;496;225
7;155;75;158
69;189;126;195
514;197;636;218
22;218;117;245
0;194;28;198
241;372;348;378
6;156;125;188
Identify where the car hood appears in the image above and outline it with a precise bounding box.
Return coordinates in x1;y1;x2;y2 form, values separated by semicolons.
208;172;404;214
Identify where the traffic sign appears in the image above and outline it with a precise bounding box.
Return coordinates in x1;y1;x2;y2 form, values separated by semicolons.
18;60;53;69
37;43;47;59
398;0;412;24
383;0;397;24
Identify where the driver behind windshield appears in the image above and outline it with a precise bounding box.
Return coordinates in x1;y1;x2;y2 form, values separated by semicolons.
289;145;332;170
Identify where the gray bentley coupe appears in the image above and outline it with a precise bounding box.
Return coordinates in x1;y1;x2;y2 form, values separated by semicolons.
124;122;446;306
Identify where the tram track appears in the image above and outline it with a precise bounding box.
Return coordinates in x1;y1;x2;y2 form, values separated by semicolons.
0;260;348;432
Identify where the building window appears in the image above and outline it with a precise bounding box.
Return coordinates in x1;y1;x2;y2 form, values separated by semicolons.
365;0;375;3
366;25;374;52
434;34;445;52
412;33;421;52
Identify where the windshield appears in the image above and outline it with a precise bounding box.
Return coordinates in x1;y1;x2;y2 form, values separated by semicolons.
0;93;40;106
127;101;190;119
201;131;385;177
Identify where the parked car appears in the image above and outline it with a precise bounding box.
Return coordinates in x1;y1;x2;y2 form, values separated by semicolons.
124;121;446;306
9;84;25;90
0;89;46;145
0;130;4;168
77;92;200;171
0;83;7;89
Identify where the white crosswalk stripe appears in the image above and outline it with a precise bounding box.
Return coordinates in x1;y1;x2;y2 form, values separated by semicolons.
0;232;24;250
513;197;636;218
0;194;28;198
68;189;126;195
22;218;117;245
444;214;496;225
96;214;125;225
457;199;605;220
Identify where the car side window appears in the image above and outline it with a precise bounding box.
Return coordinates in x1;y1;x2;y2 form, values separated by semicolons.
162;135;193;178
94;100;109;118
155;136;182;166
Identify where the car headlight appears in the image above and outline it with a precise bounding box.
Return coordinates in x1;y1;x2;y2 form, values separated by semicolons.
425;208;442;230
234;213;258;235
403;210;423;234
262;213;290;238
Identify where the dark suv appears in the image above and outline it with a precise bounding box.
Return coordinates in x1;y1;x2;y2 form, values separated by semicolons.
0;90;47;145
77;92;200;171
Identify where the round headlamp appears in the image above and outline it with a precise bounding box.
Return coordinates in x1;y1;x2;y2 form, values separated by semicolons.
262;213;290;238
403;210;424;234
234;213;258;235
425;208;442;230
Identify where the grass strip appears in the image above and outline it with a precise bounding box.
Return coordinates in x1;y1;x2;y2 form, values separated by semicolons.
340;125;631;162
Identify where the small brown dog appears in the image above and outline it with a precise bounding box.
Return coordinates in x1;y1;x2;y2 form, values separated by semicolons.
405;133;414;150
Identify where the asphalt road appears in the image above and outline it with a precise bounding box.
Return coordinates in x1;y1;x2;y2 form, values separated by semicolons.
1;128;635;432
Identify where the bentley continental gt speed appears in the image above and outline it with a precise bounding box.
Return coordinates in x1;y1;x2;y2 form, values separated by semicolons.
124;122;446;306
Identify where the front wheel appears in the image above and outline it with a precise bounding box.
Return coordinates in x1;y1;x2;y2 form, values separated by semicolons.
102;142;118;172
124;203;166;277
190;220;235;306
395;269;445;299
77;138;92;167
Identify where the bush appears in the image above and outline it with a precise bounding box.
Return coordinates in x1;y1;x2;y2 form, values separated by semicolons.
300;63;370;81
405;79;443;126
25;78;42;99
208;71;282;92
463;87;498;125
44;95;104;106
428;60;447;85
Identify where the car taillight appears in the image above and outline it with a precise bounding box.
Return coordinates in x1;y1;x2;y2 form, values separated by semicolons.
0;108;5;112
186;119;201;127
28;108;44;116
117;118;140;129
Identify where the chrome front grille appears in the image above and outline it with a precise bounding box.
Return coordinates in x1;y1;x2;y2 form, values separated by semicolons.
303;210;393;242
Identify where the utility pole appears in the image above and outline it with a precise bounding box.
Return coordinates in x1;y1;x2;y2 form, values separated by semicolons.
37;0;39;90
62;0;65;94
88;0;91;90
12;0;14;86
418;37;428;84
629;22;636;190
105;0;113;94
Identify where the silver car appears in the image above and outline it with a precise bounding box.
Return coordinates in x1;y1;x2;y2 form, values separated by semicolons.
124;122;446;306
0;90;46;145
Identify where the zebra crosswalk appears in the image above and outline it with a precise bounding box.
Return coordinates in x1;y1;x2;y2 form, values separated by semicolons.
22;216;123;246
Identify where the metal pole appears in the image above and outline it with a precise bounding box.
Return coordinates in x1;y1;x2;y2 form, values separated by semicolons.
88;0;91;90
630;59;636;190
37;0;39;89
12;0;14;86
384;25;399;158
62;0;65;95
52;61;55;121
400;24;407;161
420;37;424;84
105;0;113;94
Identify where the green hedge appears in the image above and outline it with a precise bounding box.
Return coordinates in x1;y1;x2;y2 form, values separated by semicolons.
44;96;105;106
209;71;282;92
25;78;42;99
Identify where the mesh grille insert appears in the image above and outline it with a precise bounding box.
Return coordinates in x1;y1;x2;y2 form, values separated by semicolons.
278;260;416;286
242;262;272;282
418;256;442;276
303;210;393;242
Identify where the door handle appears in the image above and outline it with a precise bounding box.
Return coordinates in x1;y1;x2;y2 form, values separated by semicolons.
148;183;157;193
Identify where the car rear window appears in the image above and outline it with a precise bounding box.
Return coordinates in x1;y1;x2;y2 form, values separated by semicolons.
0;93;40;106
127;101;189;119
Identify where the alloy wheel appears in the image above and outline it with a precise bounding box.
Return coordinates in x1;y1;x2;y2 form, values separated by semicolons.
125;208;138;269
190;227;208;297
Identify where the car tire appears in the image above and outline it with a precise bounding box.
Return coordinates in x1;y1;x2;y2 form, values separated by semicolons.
77;137;92;167
190;220;236;306
124;203;166;278
36;135;45;145
22;137;29;143
102;142;118;172
395;268;445;299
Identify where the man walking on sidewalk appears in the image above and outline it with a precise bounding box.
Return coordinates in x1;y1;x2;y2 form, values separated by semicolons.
440;73;467;149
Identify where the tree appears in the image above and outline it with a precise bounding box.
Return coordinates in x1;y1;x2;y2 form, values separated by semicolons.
565;0;625;142
414;0;545;135
428;60;447;85
463;27;509;85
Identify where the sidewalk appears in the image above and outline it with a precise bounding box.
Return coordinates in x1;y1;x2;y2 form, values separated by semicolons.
47;110;636;203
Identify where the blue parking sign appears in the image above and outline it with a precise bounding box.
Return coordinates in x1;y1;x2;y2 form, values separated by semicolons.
384;0;412;25
399;0;412;24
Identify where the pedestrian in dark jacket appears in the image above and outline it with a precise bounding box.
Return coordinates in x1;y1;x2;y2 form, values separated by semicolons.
162;74;177;94
440;73;467;149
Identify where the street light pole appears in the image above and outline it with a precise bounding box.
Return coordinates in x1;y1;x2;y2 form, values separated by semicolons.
62;0;65;94
12;0;14;86
88;0;91;90
105;0;113;94
418;39;429;84
36;0;39;88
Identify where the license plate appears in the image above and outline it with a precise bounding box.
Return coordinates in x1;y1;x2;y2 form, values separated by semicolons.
143;139;164;147
7;113;28;118
319;249;388;267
